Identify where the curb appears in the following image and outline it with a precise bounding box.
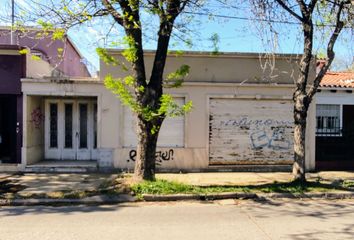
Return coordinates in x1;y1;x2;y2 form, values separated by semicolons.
142;192;354;201
0;194;136;206
1;192;353;206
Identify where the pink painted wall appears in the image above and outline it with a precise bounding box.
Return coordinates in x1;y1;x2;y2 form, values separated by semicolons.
0;29;90;77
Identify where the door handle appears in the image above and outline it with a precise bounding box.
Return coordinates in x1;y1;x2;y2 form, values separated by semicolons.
16;122;20;134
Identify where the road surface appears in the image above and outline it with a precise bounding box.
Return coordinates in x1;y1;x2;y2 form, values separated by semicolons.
1;199;354;240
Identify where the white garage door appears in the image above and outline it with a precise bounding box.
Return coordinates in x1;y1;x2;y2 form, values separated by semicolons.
123;97;185;147
209;98;294;165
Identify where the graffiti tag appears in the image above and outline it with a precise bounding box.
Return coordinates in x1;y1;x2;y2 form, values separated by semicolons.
30;107;44;129
221;117;292;128
250;127;290;150
127;149;174;165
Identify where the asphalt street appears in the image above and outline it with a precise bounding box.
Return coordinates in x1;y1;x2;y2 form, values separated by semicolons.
1;199;354;240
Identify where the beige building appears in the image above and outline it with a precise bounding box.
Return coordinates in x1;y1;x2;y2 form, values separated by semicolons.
19;51;317;172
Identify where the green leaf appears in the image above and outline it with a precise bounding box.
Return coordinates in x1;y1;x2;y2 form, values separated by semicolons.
104;74;140;113
96;48;119;66
31;55;41;61
164;64;190;88
209;33;220;55
52;29;66;41
19;49;29;55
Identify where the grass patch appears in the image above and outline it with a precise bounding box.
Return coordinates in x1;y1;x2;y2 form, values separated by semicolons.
131;179;196;196
343;180;354;189
131;179;354;199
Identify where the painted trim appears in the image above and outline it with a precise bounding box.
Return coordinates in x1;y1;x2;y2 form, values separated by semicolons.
316;94;354;105
22;78;296;89
106;49;303;60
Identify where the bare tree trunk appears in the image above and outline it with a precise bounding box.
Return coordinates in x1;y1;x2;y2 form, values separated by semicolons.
134;112;163;181
293;94;308;183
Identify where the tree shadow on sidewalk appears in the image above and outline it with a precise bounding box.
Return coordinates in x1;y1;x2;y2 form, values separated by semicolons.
0;202;138;217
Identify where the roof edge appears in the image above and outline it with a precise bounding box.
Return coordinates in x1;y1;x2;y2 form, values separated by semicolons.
105;48;303;59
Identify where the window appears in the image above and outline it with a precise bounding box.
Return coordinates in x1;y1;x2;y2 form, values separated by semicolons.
316;104;341;136
123;97;185;147
49;103;58;148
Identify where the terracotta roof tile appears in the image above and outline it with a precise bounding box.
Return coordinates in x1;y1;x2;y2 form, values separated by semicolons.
320;72;354;88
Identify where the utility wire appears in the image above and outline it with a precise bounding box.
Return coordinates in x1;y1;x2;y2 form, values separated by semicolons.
184;11;353;28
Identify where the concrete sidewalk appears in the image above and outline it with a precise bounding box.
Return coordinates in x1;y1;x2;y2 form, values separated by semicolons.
1;172;354;205
0;173;120;197
1;171;354;197
156;171;354;186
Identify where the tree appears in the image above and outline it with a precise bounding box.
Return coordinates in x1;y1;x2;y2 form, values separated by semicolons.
251;0;353;183
14;0;198;181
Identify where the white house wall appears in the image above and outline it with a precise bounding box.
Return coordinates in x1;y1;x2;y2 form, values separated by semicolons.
117;83;316;171
22;79;316;171
101;51;316;85
316;91;354;105
21;50;318;171
22;95;45;165
123;97;185;148
209;98;294;165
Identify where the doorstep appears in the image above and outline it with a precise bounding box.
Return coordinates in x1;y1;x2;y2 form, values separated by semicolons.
24;160;98;173
0;163;21;172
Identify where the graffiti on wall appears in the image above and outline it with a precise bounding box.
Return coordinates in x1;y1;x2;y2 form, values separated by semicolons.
220;117;292;128
127;149;174;165
250;127;291;150
219;117;292;150
209;99;294;164
30;107;44;129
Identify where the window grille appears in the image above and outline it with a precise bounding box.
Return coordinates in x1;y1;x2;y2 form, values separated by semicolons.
316;104;341;136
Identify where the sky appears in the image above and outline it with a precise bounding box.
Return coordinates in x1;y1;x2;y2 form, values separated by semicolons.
0;0;353;72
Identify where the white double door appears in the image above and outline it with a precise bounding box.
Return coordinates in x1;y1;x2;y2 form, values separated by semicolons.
45;99;98;160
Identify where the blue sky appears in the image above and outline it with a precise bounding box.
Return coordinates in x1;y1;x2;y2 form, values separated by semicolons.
1;0;353;71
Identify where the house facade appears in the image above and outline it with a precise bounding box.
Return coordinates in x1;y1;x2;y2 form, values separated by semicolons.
0;28;91;77
19;50;317;172
0;30;91;171
0;46;25;167
315;71;354;170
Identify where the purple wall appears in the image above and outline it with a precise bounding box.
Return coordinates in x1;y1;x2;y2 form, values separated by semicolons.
0;54;24;94
0;29;91;77
0;45;25;164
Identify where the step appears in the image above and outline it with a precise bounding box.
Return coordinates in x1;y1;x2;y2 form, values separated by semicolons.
24;166;98;173
24;161;98;173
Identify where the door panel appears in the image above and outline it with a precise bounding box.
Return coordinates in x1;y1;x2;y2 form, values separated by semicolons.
79;103;88;149
77;102;91;160
61;102;76;160
91;104;99;160
49;103;58;148
45;101;61;159
64;103;73;149
45;99;97;160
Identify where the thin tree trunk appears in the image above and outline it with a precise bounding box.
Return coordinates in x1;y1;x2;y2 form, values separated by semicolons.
293;94;308;184
134;116;162;181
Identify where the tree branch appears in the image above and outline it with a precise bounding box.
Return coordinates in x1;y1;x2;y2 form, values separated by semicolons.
296;0;311;18
149;0;185;88
308;0;318;13
101;0;124;26
307;0;347;99
118;0;147;89
275;0;303;22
